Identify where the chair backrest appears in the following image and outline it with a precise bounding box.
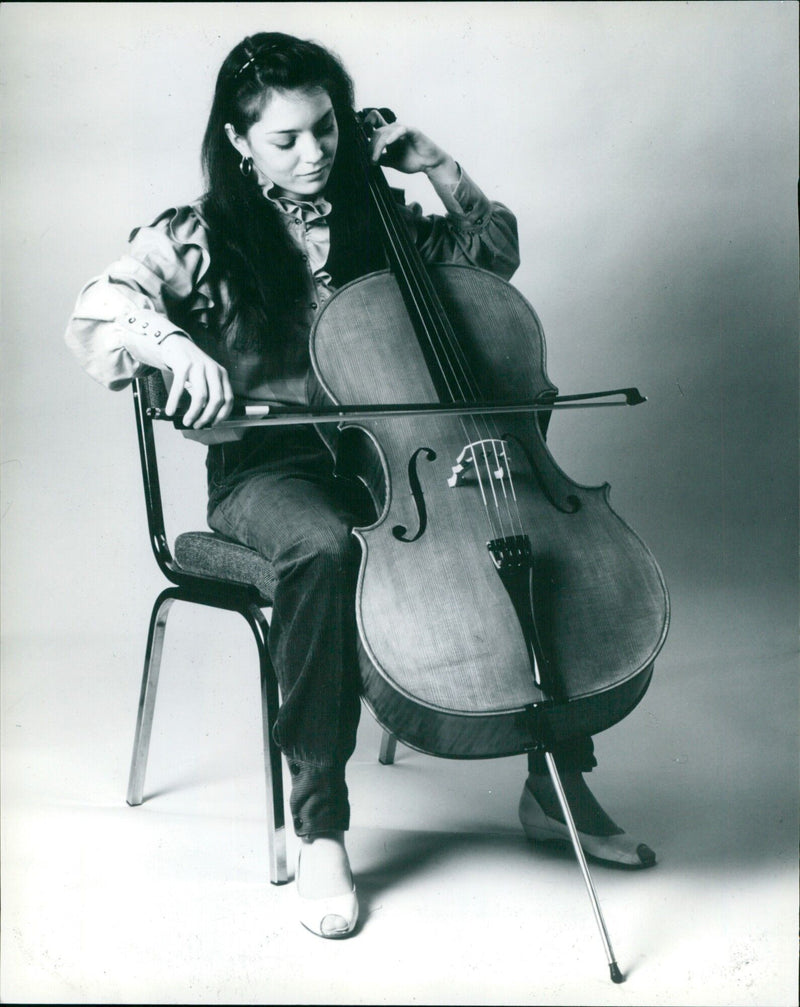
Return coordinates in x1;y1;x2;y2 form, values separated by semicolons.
132;371;178;582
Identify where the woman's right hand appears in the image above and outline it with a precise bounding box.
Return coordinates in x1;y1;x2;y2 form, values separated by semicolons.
160;334;234;428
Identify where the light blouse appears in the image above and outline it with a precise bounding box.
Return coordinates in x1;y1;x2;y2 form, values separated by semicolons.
65;167;520;437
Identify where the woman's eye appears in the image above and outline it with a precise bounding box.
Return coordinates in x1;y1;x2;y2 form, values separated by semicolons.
273;140;295;150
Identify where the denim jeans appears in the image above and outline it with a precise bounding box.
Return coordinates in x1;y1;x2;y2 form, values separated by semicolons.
206;425;363;836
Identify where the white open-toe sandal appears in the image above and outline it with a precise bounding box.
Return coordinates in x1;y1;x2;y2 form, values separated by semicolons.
296;849;359;938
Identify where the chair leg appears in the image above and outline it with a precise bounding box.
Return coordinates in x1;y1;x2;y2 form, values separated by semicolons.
244;602;288;886
379;729;398;765
127;588;176;806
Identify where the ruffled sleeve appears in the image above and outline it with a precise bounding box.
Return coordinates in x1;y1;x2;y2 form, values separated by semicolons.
65;204;215;390
399;168;520;281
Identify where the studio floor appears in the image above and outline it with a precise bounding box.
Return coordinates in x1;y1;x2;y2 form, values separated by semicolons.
1;583;797;1006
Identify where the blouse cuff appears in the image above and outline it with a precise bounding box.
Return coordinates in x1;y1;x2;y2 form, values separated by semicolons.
432;165;493;227
116;307;185;345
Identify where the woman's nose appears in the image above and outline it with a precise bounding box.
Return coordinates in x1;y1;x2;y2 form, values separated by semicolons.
300;133;324;164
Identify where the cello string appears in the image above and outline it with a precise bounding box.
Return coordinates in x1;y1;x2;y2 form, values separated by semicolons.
367;171;490;436
490;438;517;529
368;170;520;542
372;184;511;542
365;156;480;395
366;169;492;453
365;135;524;542
366;168;502;538
366;156;485;412
367;168;467;399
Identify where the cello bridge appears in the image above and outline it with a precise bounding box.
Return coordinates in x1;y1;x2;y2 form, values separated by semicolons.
448;438;511;488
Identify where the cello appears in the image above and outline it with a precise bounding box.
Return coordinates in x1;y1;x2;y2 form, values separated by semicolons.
309;109;669;981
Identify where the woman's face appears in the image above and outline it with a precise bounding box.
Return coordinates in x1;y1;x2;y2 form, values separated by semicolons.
227;86;339;199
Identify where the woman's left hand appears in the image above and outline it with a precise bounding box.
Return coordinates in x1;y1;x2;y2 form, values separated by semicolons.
362;109;458;183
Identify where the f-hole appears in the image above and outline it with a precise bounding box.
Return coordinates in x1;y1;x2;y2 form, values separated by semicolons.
392;446;437;542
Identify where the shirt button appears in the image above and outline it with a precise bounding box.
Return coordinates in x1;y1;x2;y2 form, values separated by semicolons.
475;217;483;225
290;762;301;776
294;816;303;830
464;203;473;212
310;302;318;310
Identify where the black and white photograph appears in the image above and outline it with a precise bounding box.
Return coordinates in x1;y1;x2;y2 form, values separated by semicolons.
1;2;797;1004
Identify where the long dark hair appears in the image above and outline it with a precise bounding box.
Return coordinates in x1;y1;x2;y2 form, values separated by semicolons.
201;33;367;356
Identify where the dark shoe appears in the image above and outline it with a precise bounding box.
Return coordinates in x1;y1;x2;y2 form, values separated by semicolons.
519;783;656;869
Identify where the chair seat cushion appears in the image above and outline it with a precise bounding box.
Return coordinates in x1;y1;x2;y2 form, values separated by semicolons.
174;532;277;605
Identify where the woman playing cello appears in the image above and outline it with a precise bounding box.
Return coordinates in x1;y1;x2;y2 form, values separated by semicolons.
65;32;655;940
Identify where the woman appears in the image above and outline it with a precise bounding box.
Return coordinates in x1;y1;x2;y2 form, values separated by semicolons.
66;32;654;941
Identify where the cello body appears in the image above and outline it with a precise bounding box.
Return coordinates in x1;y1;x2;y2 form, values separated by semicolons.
310;263;669;759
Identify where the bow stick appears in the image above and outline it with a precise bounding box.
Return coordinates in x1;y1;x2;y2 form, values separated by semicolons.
147;386;646;427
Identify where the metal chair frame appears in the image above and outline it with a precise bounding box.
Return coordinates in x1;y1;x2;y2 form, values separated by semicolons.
125;374;287;885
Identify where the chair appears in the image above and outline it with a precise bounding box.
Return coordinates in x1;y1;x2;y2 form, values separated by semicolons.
125;372;288;884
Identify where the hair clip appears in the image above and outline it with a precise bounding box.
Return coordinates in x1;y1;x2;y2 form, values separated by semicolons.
235;54;256;77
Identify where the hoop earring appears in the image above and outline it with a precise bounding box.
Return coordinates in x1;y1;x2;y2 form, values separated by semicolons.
239;156;254;178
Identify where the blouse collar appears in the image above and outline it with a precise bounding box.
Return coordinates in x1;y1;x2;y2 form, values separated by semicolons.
262;183;332;222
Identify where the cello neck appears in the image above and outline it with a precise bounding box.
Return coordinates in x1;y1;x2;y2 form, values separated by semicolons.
356;110;481;404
